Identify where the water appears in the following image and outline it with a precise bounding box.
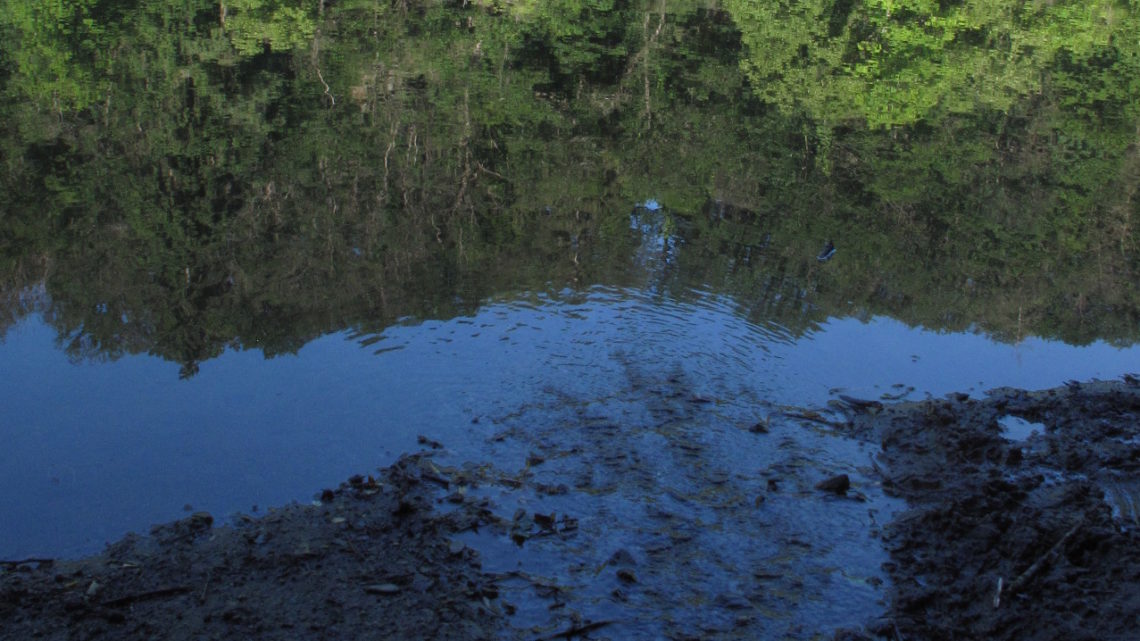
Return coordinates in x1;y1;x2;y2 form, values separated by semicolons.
3;282;1139;636
2;2;1139;636
998;415;1046;442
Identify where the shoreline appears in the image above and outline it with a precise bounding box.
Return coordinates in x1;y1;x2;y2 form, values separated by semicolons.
3;378;1138;639
0;453;504;641
838;377;1140;640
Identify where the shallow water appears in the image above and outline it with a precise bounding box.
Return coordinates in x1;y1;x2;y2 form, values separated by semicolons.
3;285;1137;559
3;281;1139;636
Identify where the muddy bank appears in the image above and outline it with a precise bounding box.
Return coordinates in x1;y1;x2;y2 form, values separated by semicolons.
0;453;504;641
838;377;1140;641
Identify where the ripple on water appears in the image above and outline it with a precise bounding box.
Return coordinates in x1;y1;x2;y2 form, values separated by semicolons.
416;295;904;639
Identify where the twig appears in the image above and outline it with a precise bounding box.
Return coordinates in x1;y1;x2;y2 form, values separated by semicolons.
778;410;843;427
1007;522;1081;595
532;620;614;641
838;394;884;410
199;570;212;604
420;471;451;488
102;586;192;608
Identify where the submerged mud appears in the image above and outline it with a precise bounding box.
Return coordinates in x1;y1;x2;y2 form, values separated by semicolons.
3;378;1139;640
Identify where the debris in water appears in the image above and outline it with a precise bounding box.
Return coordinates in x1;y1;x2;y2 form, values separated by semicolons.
816;474;851;495
417;435;444;449
817;240;836;261
837;395;884;411
607;549;636;566
364;583;401;595
533;512;556;531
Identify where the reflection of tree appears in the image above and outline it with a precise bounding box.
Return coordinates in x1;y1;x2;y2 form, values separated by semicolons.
221;0;317;56
0;1;1138;376
0;0;108;111
727;0;1129;129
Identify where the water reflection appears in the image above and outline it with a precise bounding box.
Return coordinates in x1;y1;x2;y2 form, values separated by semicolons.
3;286;1137;562
4;2;1139;363
2;1;1140;634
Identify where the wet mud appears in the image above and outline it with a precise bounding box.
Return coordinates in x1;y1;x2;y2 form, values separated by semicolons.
0;454;503;641
838;377;1140;641
3;378;1139;640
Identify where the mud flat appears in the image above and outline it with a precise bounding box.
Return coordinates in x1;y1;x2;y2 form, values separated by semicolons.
837;377;1140;641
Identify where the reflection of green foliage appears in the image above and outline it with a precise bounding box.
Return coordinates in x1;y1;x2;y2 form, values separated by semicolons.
223;0;318;56
0;0;109;109
727;0;1125;128
506;0;636;80
0;0;1139;376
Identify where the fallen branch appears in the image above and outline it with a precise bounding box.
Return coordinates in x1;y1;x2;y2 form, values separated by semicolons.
779;410;843;428
838;394;884;410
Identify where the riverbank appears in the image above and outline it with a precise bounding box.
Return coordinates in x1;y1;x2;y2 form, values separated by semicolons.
838;377;1140;641
2;378;1138;640
0;453;504;641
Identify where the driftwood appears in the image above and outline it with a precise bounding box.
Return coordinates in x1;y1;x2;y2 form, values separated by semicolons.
0;558;54;569
838;394;884;410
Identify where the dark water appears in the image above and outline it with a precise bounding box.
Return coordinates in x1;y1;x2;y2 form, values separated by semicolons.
2;1;1139;637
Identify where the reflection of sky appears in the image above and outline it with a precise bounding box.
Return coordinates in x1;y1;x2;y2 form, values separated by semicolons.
1;290;1137;558
785;315;1140;403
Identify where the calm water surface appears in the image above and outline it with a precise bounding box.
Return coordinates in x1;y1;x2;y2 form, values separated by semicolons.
3;286;1137;559
3;281;1138;636
3;1;1140;636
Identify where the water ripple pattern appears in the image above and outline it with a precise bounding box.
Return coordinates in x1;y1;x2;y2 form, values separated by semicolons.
403;287;903;639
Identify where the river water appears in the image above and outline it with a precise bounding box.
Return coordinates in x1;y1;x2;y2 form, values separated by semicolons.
4;211;1137;562
3;223;1138;637
2;2;1139;637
